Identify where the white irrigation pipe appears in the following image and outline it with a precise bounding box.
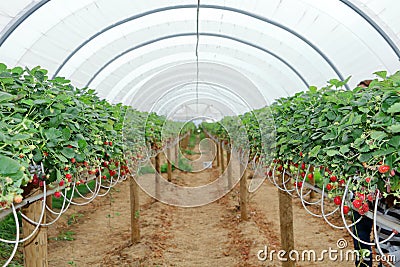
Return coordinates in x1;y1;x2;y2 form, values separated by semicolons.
0;181;47;244
99;166;122;190
298;171;323;218
39;187;72;226
340;176;375;246
373;191;396;267
1;204;20;267
62;172;102;206
281;166;296;196
320;186;346;229
73;173;101;200
298;172;319;205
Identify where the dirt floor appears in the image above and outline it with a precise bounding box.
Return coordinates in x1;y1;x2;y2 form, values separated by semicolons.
47;143;361;267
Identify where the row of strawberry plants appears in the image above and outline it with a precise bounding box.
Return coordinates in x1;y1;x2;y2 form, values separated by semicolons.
204;71;400;210
0;63;189;209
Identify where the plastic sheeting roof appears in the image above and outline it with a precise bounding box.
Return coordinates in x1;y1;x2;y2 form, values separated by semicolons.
0;0;399;120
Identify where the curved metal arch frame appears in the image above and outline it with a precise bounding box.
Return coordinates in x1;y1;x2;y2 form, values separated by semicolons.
2;3;398;88
338;0;400;60
0;0;50;46
132;80;256;111
84;32;310;89
148;81;256;117
50;4;344;88
115;59;285;107
105;47;299;102
48;3;400;91
152;91;244;116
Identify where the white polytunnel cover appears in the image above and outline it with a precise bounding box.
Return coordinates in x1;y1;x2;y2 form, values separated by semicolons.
1;0;400;120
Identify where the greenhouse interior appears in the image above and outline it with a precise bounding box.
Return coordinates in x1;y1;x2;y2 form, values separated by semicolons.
0;0;399;266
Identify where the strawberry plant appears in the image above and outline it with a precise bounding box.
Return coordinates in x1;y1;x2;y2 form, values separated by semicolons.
0;63;190;208
204;70;400;206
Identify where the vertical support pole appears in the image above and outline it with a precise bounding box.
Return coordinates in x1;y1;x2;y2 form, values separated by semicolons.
216;141;220;167
220;142;225;173
23;199;48;267
278;174;295;267
167;145;172;182
155;153;161;200
309;166;316;200
227;149;232;189
45;194;53;220
175;141;179;169
240;162;248;221
130;174;140;243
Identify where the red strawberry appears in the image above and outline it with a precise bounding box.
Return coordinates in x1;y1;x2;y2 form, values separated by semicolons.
294;181;303;188
343;205;350;215
362;203;369;213
330;176;337;182
326;184;333;191
71;158;76;164
301;163;306;170
378;165;390;174
334;196;341;205
65;173;72;179
307;173;314;180
365;177;371;183
54;192;62;198
339;179;345;186
352;199;362;209
59;180;65;186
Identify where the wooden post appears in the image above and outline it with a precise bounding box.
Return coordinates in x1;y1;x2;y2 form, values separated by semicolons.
216;141;220;167
227;149;232;189
278;174;295;267
45;193;53;220
309;166;316;200
23;200;48;267
167;146;172;182
155;153;161;200
220;142;225;173
129;174;140;243
240;163;248;221
175;142;179;168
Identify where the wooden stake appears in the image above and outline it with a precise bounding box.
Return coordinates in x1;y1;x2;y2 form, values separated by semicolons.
129;174;140;243
155;153;161;200
216;141;220;167
240;163;248;221
220;142;225;173
167;146;172;182
175;142;179;168
23;199;48;267
227;149;232;189
278;174;295;267
45;193;53;220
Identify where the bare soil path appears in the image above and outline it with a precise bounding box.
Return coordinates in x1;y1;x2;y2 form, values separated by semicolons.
48;145;357;267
